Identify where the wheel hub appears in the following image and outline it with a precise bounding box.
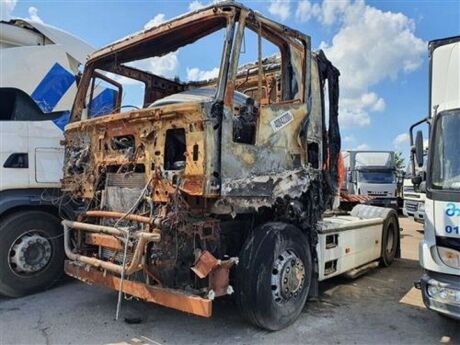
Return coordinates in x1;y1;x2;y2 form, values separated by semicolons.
9;233;52;275
271;250;305;303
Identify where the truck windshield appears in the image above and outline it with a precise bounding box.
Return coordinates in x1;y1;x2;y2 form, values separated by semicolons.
359;171;395;184
431;110;460;190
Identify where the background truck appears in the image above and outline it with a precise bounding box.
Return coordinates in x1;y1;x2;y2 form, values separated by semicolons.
0;19;93;297
60;2;400;330
343;150;399;209
411;35;460;319
403;162;426;223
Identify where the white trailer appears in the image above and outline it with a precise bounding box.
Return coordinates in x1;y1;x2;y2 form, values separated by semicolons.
0;19;93;297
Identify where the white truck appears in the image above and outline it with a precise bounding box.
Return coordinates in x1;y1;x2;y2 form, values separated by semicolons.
402;163;426;223
343;150;399;209
412;35;460;319
0;19;93;297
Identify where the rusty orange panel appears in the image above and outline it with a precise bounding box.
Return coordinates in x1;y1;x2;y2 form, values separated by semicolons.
65;261;212;318
85;233;124;251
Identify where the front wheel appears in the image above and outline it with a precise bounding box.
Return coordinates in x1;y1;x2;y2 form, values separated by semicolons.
0;210;64;297
235;222;312;330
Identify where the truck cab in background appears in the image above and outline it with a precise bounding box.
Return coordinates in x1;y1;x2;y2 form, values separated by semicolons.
403;162;427;223
343;150;399;209
412;36;460;320
0;19;93;297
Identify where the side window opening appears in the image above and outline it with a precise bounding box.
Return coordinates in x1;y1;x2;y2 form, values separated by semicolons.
231;26;281;145
86;71;124;118
164;128;186;170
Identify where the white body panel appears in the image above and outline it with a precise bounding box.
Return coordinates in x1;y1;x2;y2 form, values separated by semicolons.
419;198;459;276
356;181;397;198
421;38;460;277
431;40;459;114
0;19;93;193
402;178;426;221
317;216;384;281
0;121;64;189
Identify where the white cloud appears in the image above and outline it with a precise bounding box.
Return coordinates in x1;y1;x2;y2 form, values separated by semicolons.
315;0;425;128
356;143;370;150
144;13;166;30
27;6;43;23
268;0;291;21
393;133;409;148
343;135;355;143
118;14;179;80
371;97;385;112
318;0;351;26
149;53;179;78
339;108;370;128
186;67;219;81
0;0;17;21
295;0;320;23
189;0;205;11
188;0;226;11
126;52;179;80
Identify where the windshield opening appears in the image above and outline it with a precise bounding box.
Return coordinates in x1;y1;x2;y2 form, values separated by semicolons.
358;170;395;184
73;15;230;120
431;109;460;190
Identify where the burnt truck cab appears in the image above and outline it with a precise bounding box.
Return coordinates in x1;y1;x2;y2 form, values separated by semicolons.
61;2;374;330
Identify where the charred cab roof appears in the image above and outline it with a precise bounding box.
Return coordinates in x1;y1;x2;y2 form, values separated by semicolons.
87;1;309;66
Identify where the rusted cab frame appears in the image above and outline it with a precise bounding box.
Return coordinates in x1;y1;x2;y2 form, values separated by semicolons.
61;2;341;323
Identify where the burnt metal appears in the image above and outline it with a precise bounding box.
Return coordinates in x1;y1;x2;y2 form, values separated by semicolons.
61;2;342;319
65;261;212;317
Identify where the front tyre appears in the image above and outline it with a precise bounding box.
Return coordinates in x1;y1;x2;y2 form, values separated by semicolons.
235;222;312;330
0;211;64;297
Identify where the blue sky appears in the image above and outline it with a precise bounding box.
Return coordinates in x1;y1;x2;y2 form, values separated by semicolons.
2;0;459;165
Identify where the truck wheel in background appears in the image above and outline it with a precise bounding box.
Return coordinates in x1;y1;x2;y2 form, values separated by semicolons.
379;211;399;267
235;222;312;331
0;210;64;297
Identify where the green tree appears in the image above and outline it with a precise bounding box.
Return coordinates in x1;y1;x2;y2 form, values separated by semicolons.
395;151;405;170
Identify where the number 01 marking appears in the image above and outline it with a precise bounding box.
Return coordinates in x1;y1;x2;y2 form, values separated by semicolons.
445;225;460;234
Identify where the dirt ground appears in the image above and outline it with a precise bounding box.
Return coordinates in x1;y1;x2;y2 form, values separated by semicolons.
0;216;458;345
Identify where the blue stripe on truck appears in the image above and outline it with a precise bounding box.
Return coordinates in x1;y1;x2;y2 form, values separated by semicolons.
51;111;70;131
31;63;75;113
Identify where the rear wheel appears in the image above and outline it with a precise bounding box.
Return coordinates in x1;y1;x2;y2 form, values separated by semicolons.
0;211;64;297
235;222;312;330
379;211;399;267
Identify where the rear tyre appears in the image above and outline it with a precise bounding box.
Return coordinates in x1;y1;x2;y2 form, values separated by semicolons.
379;211;399;267
0;211;64;297
235;222;312;330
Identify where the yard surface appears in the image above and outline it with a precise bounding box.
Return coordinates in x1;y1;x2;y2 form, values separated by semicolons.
0;216;458;345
